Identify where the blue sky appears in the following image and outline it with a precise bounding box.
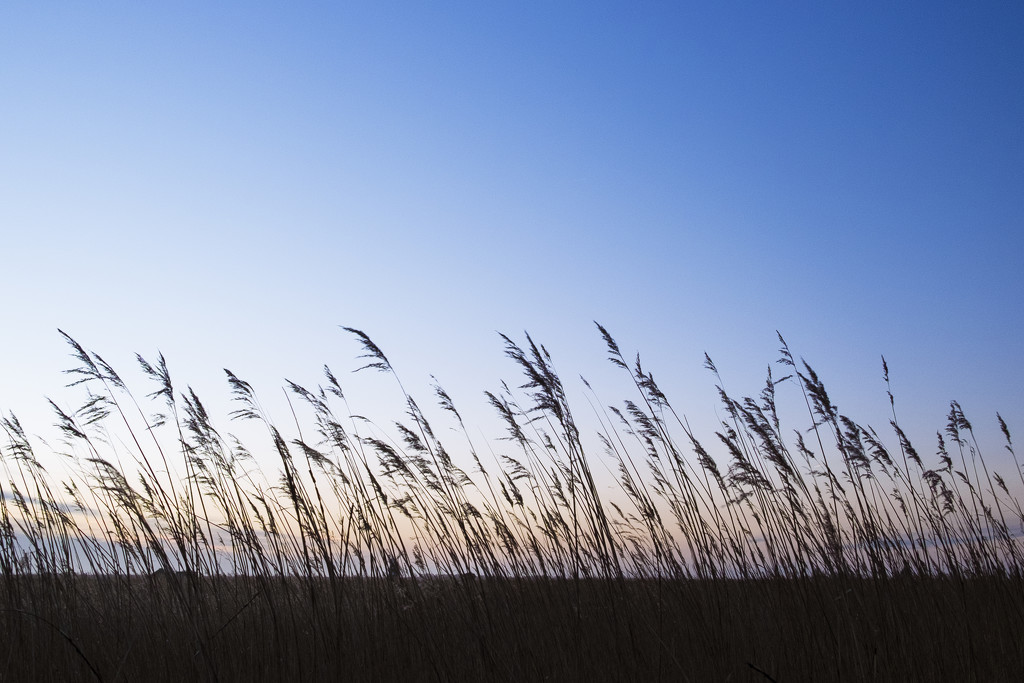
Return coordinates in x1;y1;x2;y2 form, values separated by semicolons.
1;2;1022;476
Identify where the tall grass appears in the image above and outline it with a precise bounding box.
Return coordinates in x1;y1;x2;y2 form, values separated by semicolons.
1;325;1021;681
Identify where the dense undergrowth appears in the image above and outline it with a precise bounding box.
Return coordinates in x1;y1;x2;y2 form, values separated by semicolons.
1;325;1021;681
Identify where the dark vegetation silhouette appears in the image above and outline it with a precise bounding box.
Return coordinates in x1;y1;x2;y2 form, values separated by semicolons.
1;325;1022;681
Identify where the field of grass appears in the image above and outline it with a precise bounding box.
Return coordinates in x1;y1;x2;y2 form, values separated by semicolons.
4;574;1022;681
2;326;1022;681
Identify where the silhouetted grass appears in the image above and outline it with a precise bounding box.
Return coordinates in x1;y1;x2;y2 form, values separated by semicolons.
1;325;1022;681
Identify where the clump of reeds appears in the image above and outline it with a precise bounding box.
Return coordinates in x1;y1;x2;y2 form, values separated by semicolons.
1;324;1022;681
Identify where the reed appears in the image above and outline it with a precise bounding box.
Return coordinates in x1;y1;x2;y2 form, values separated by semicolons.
1;325;1021;681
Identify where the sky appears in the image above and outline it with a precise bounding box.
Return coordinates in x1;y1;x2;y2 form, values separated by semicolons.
1;2;1022;481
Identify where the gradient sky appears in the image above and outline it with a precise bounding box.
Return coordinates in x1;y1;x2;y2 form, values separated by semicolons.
1;3;1022;478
